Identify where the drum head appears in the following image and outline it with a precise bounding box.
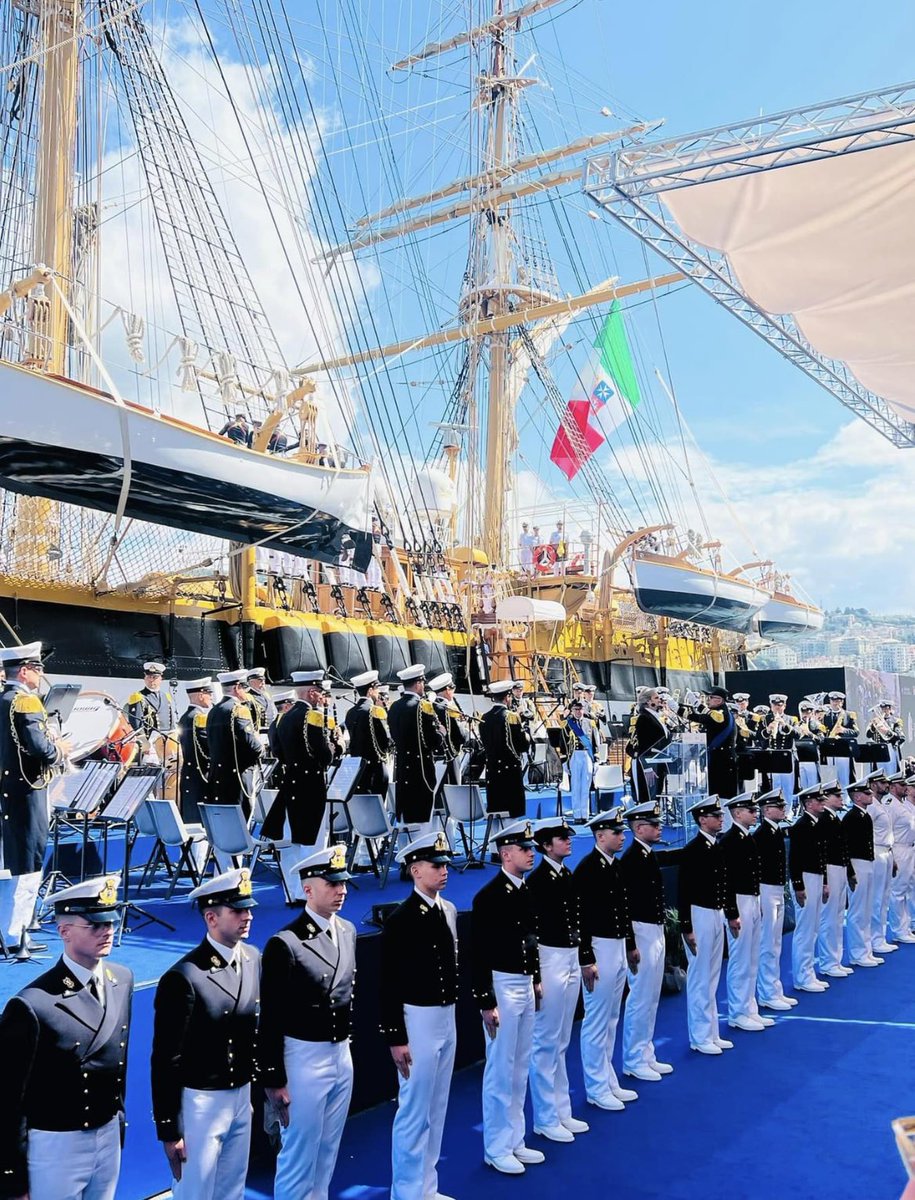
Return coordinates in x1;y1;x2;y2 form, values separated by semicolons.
64;692;122;762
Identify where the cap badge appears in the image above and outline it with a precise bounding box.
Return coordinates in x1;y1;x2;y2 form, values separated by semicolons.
237;868;252;898
523;821;533;839
63;976;76;990
98;877;119;907
307;923;316;934
329;845;346;871
434;832;448;853
210;955;222;968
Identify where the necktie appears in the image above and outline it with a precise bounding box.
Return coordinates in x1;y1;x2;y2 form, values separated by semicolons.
326;923;336;947
230;957;238;974
88;975;102;1004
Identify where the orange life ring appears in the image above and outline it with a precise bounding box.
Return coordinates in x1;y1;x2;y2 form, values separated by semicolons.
533;543;557;573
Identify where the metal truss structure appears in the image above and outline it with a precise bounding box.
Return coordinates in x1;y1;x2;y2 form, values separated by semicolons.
582;81;915;447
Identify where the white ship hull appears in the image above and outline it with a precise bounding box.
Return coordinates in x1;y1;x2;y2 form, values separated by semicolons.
631;553;769;633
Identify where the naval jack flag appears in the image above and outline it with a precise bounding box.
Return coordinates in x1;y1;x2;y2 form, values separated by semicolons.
549;301;641;481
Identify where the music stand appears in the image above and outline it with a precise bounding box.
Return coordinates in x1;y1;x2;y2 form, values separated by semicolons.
854;743;890;764
743;749;794;775
794;740;820;764
94;767;175;942
819;741;855;763
43;683;82;728
45;762;122;897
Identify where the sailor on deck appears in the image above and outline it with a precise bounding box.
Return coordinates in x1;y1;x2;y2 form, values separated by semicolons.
388;665;446;832
177;677;214;825
381;833;459;1200
205;670;263;832
0;641;66;950
752;787;797;1012
526;817;589;1143
574;807;640;1109
0;875;133;1200
245;668;276;733
479;680;528;820
124;661;177;757
869;771;898;956
471;820;543;1176
151;868;260;1200
821;691;858;790
720;793;767;1032
428;673;468;788
344;669;392;800
260;845;356;1200
620;801;677;1083
844;775;881;966
789;783;830;992
262;671;336;899
816;779;857;978
678;795;739;1055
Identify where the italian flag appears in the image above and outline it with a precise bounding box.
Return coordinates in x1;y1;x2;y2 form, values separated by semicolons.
549;301;642;481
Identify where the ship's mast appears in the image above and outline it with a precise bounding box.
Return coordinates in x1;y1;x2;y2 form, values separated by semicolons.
31;0;81;372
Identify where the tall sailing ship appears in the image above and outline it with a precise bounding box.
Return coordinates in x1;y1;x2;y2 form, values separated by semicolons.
0;0;819;720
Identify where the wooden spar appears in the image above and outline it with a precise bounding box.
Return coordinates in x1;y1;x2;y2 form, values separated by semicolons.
293;272;685;375
391;0;565;71
353;123;660;228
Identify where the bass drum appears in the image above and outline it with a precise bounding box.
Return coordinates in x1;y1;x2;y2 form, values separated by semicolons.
64;692;137;767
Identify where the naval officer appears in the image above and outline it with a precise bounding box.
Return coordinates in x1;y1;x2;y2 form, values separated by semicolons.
821;691;858;790
0;641;65;951
888;772;915;943
380;832;459;1200
344;669;392;799
177;677;214;825
869;771;898;956
245;667;276;733
205;669;264;817
260;845;356;1200
479;680;529;819
151;868;260;1200
470;820;543;1176
124;660;177;745
843;775;882;967
574;807;639;1109
620;801;676;1082
526;817;589;1143
428;673;468;788
752;788;797;1012
0;876;133;1200
388;664;446;830
678;796;739;1055
816;780;856;978
789;783;830;992
720;793;767;1032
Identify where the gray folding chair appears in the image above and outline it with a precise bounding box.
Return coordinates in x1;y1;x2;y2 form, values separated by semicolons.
345;793;394;882
443;784;487;868
143;800;207;898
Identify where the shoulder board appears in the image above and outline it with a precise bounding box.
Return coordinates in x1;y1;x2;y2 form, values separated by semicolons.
232;703;252;720
306;709;326;727
708;709;725;724
11;692;43;715
849;711;857;719
193;712;208;728
371;706;388;720
506;711;520;725
127;692;143;704
420;700;436;716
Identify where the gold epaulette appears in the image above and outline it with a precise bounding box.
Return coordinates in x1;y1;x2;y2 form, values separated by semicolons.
232;703;253;721
126;692;143;705
306;709;327;727
11;692;44;715
193;712;208;729
420;700;436;716
446;706;462;720
708;708;725;724
371;706;388;720
849;711;857;719
506;711;520;725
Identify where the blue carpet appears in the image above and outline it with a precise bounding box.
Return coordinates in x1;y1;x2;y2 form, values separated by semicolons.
3;795;913;1198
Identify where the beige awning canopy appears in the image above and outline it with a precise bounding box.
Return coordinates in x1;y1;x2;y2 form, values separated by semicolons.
496;596;566;623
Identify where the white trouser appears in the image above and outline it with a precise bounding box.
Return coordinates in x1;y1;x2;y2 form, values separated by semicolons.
173;1085;251;1200
482;972;534;1160
0;870;42;943
580;936;627;1101
823;756;851;789
623;921;666;1072
797;761;820;790
846;858;875;962
28;1115;120;1200
890;844;915;939
886;746;900;775
871;845;894;944
392;1004;456;1200
569;751;593;821
773;772;795;814
817;864;849;972
529;945;580;1127
792;871;824;986
274;1037;353;1200
683;905;724;1048
757;883;788;1004
726;893;762;1020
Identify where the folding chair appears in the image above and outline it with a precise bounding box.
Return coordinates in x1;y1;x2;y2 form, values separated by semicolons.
593;764;624;811
143;800;207;899
134;800;175;886
345;793;394;882
443;784;487;868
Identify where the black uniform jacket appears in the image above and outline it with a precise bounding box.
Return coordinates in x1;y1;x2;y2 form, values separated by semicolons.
0;683;62;875
259;911;357;1087
379;890;459;1046
820;807;856;882
676;832;739;935
0;957;133;1198
788;812;827;889
470;871;540;1010
150;938;261;1142
619;839;679;925
261;700;333;844
388;692;445;823
479;704;526;818
573;848;635;964
719;824;761;896
629;708;671;758
752;818;788;887
247;688;276;733
525;858;581;950
124;685;176;734
344;698;391;797
206;696;263;809
842;804;874;861
177;705;209;824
